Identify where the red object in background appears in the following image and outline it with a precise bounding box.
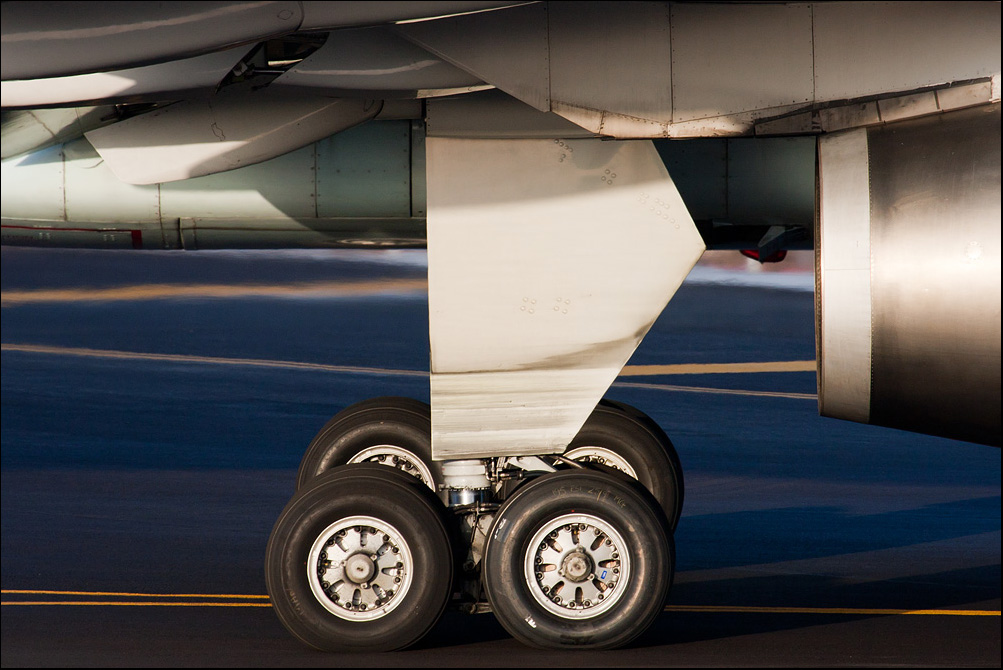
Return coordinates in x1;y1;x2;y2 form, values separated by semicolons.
740;249;788;264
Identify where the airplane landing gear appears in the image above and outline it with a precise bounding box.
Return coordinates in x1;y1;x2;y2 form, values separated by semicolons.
267;397;680;651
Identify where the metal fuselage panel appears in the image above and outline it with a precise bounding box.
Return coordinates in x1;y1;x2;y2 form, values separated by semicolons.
818;104;1001;446
396;1;1000;137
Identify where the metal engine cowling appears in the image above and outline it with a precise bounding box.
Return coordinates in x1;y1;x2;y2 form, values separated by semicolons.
817;103;1001;446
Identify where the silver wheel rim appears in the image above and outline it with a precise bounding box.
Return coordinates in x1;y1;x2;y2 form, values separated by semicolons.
524;513;630;619
347;445;436;490
564;446;638;478
307;515;414;621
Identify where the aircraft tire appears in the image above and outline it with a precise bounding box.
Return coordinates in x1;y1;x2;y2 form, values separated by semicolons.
565;400;684;531
265;463;453;652
295;396;441;494
482;469;673;650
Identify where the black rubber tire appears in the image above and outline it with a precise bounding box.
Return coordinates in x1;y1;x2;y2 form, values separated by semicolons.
265;463;453;652
566;400;684;531
482;469;673;650
295;397;440;493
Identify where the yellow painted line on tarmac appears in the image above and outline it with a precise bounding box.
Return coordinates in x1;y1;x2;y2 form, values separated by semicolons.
1;343;812;380
665;605;1001;617
2;591;997;616
621;361;816;375
1;589;270;608
2;343;818;398
2;601;273;607
0;343;428;378
1;589;269;599
613;381;816;400
0;279;428;306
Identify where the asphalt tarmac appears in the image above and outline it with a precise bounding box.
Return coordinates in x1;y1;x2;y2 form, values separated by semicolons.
1;247;999;667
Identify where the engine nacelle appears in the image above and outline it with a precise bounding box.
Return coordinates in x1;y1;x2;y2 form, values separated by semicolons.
817;103;1001;446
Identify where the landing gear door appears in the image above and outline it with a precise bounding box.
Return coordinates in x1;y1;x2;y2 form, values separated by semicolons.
426;137;705;460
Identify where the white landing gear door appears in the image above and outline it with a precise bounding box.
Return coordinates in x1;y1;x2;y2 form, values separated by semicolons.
427;138;705;460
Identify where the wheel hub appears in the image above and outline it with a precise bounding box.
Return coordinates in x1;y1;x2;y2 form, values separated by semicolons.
344;552;377;584
307;516;413;621
560;550;593;582
526;514;630;619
